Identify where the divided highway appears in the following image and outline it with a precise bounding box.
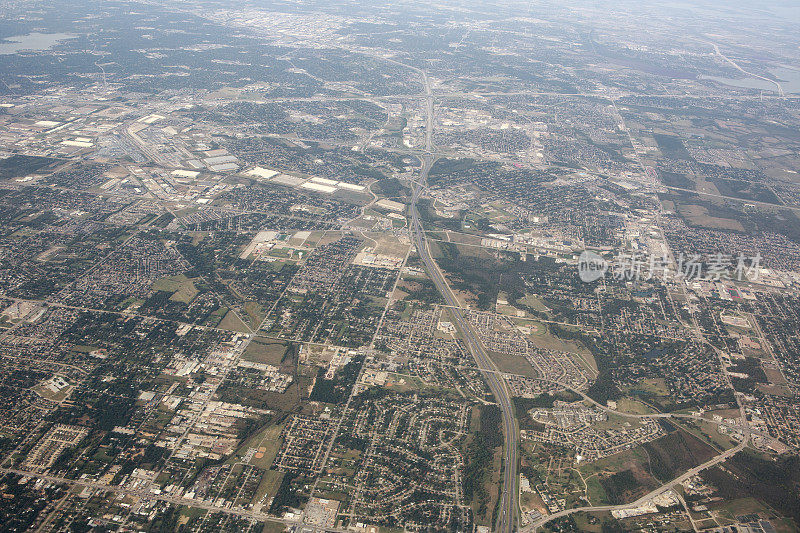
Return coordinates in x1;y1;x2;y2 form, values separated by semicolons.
408;70;518;531
409;187;519;533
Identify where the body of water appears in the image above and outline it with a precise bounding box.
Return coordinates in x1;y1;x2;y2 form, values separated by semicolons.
0;32;77;55
770;65;800;93
700;65;800;95
699;74;779;93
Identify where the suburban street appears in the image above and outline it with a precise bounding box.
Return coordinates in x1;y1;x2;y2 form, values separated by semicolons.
0;467;348;533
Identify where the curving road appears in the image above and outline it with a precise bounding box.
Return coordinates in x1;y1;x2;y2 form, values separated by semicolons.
408;69;518;533
706;41;784;96
526;436;748;531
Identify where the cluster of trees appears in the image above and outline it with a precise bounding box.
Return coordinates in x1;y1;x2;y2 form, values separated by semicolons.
463;405;502;519
269;472;302;515
309;357;361;404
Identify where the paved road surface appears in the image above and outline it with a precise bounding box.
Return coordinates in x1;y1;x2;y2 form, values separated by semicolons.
0;467;349;533
526;436;747;530
409;168;518;533
407;76;519;529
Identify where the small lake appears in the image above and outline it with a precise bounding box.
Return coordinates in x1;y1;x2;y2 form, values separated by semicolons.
0;32;77;55
700;65;800;95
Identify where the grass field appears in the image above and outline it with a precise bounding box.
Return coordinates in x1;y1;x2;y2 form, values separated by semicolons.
244;301;264;329
714;496;766;519
176;506;206;527
764;366;788;385
625;377;670;397
615;397;659;415
529;325;593;359
579;445;651;479
677;203;745;231
152;274;198;303
243;337;289;366
230;420;285;470
517;294;550;313
570;351;598;376
674;418;738;452
252;469;284;507
260;518;287;533
520;489;547;514
510;317;546;335
218;309;250;332
487;350;539;378
69;344;100;353
585;474;608;505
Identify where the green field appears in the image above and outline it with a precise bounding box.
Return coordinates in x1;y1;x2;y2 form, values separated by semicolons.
218;309;251;332
243;337;289;365
487;350;539;377
614;397;659;415
152;274;198;303
253;469;284;507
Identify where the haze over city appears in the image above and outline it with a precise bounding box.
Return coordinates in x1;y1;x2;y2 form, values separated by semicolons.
0;1;799;532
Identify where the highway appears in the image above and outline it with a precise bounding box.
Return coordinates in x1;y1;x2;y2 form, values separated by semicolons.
405;69;753;532
408;69;519;533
